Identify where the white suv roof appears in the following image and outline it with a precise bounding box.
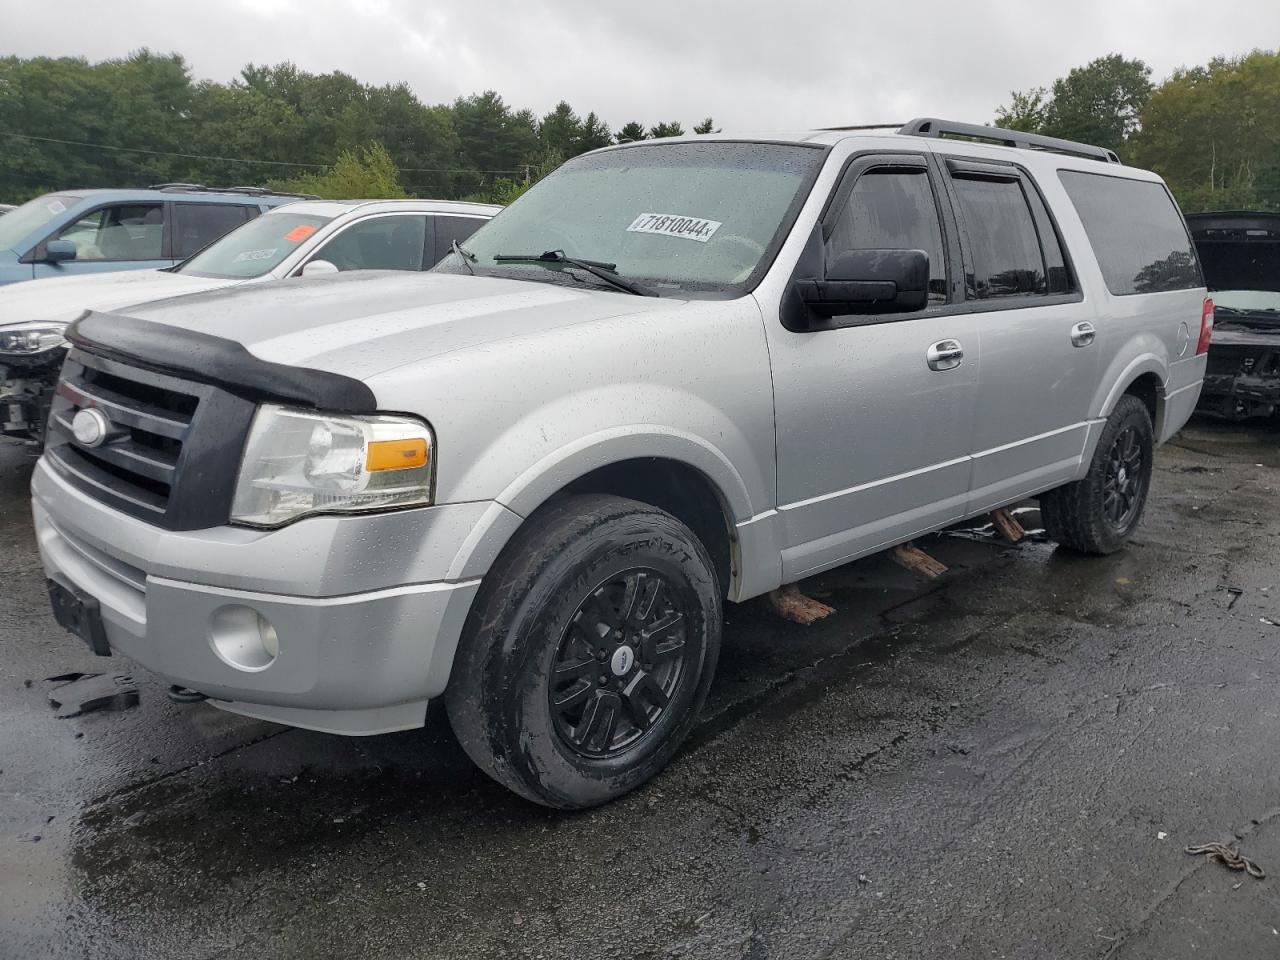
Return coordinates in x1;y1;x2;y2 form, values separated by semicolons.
270;198;501;220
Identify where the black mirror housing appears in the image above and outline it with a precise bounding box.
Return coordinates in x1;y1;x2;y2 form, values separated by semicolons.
797;248;929;316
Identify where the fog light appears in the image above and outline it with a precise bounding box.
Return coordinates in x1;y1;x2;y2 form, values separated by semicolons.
208;605;279;671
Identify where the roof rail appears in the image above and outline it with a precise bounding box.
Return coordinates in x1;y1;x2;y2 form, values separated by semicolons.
148;182;209;192
820;122;906;132
226;186;320;200
898;118;1120;164
147;182;319;200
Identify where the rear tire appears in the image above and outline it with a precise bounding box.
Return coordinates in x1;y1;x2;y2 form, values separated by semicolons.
1040;394;1154;554
446;494;721;809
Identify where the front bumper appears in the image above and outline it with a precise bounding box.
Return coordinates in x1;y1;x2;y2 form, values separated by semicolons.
32;458;521;735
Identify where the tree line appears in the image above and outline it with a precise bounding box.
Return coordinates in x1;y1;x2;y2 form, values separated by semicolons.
995;49;1280;212
0;51;714;204
1;48;1276;212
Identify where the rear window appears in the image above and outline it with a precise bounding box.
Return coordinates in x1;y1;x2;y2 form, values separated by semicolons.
1059;171;1201;296
173;203;256;258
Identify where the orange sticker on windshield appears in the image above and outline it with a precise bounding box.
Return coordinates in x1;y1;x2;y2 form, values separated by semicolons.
284;225;317;243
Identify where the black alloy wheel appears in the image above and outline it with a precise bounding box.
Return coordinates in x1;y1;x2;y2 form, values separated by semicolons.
1102;425;1144;529
550;569;689;758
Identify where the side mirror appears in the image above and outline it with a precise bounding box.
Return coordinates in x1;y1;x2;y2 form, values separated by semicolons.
44;240;78;264
796;249;929;317
300;259;339;277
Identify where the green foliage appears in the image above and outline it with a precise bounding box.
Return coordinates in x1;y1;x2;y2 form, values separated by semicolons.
649;121;685;139
577;112;613;153
464;177;533;206
995;49;1280;212
269;142;408;199
993;89;1049;133
1132;50;1280;212
1046;55;1152;156
693;117;717;134
616;122;649;142
995;55;1151;157
0;52;720;204
539;101;582;159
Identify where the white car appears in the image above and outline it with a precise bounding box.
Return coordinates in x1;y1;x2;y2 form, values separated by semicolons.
0;198;499;440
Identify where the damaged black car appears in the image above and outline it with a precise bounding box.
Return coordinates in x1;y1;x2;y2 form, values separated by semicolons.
1189;211;1280;421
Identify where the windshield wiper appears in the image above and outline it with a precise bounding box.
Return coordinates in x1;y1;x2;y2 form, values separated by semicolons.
451;239;476;275
492;250;656;297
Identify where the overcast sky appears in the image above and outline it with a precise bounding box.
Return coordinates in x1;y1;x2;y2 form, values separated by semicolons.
2;0;1277;132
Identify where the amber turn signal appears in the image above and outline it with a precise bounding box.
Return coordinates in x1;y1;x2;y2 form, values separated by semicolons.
366;438;428;472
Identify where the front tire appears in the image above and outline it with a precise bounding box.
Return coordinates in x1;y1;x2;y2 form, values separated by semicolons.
446;494;721;809
1040;394;1154;554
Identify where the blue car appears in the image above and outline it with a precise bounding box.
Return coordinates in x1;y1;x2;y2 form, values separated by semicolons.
0;185;306;285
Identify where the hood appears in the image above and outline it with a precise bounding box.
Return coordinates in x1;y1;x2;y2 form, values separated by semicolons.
1186;212;1280;294
114;271;680;381
0;269;235;327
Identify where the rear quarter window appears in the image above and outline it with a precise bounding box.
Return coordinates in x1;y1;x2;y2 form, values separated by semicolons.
1059;171;1202;296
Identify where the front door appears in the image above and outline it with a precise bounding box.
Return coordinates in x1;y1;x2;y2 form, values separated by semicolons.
33;202;174;279
764;153;980;582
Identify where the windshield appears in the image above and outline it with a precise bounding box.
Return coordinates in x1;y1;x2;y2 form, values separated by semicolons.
1214;289;1280;315
0;194;79;253
436;141;825;296
178;211;333;279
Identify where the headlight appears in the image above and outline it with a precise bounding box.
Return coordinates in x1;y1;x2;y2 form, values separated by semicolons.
0;322;68;356
231;405;435;527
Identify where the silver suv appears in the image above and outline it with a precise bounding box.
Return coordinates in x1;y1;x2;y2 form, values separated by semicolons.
32;119;1209;808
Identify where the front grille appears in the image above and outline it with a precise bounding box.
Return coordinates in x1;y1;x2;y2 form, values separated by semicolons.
45;349;256;530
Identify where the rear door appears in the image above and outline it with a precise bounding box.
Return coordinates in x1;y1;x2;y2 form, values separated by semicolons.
171;202;257;261
766;152;980;580
940;158;1097;512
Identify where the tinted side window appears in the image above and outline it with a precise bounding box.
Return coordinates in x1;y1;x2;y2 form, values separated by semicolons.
55;203;164;261
827;169;947;302
951;176;1045;298
1059;171;1201;295
173;203;254;259
312;215;427;271
432;215;489;265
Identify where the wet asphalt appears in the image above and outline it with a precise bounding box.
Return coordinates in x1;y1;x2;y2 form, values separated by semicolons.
2;418;1280;959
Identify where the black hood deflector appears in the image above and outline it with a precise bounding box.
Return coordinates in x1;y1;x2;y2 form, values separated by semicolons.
65;311;377;413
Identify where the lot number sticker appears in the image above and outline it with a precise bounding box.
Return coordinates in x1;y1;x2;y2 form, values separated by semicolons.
627;213;722;243
232;248;278;263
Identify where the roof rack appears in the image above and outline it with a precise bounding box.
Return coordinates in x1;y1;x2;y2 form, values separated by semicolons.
898;118;1120;164
147;182;319;199
820;122;906;132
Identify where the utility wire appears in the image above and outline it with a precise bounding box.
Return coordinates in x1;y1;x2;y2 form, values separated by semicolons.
0;131;524;175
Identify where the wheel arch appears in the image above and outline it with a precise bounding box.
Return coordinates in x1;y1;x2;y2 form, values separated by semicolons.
1092;346;1168;438
449;429;766;604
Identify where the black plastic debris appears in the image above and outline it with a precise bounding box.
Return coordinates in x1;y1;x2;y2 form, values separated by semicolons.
47;672;139;718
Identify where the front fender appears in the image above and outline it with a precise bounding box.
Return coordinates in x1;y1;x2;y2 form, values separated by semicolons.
496;425;756;523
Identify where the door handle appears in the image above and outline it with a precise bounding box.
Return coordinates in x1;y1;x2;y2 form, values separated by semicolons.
926;339;964;371
1070;321;1096;347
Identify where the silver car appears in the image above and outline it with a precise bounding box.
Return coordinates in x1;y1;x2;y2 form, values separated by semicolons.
0;198;498;441
32;119;1208;808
